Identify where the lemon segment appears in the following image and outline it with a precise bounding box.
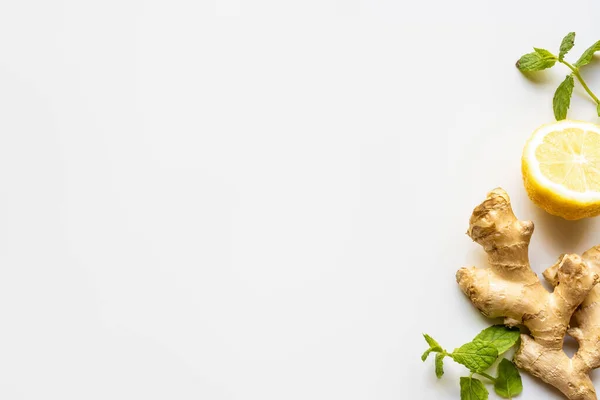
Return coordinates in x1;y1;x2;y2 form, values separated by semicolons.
522;120;600;220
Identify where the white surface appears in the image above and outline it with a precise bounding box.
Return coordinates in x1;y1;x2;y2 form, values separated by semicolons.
1;1;600;399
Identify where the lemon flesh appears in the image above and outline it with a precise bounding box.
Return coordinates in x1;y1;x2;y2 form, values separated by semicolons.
522;120;600;220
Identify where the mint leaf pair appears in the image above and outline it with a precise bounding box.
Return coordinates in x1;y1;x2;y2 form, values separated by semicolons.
421;334;442;359
422;325;522;399
421;334;447;378
457;361;522;400
517;32;600;120
459;363;522;400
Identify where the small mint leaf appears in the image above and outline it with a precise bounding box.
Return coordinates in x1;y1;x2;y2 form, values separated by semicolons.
460;377;489;400
421;348;434;361
494;359;523;398
435;353;444;378
574;40;600;67
421;333;443;361
559;32;576;61
516;49;557;71
423;334;442;350
553;75;575;120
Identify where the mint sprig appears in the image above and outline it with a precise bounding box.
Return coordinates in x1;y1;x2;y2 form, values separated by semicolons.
421;326;522;400
517;32;600;119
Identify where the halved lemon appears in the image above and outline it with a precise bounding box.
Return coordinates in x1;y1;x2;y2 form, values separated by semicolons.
522;120;600;220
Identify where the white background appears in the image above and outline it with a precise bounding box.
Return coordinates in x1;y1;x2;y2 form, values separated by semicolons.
1;1;600;399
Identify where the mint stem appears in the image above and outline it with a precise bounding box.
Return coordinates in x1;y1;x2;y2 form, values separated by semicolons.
560;59;600;105
475;371;497;383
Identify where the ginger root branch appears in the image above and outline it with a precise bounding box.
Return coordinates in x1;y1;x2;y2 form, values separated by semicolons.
457;188;600;400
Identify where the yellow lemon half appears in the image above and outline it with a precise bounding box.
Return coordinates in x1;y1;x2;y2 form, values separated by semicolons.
522;120;600;220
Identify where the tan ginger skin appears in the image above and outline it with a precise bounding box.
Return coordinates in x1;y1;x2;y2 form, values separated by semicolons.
457;188;600;400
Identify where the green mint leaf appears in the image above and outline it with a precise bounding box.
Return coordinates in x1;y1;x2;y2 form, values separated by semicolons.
421;348;434;361
473;325;520;355
559;32;576;61
494;359;523;398
423;333;442;350
435;353;444;378
452;339;498;372
516;49;557;71
421;333;443;360
534;47;555;58
574;40;600;67
421;334;443;361
553;75;575;120
460;377;489;400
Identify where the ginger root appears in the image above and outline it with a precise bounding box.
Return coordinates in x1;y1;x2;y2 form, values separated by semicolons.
457;188;600;400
